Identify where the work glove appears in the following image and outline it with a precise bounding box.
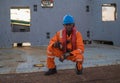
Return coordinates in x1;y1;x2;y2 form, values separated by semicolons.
53;41;62;49
59;52;71;62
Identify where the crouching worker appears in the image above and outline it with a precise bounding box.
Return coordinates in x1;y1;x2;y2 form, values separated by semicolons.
45;14;84;75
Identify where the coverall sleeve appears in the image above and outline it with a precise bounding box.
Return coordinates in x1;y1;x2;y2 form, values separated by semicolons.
48;32;59;48
71;32;84;56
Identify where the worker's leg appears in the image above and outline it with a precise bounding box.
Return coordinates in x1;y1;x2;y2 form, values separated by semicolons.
75;54;84;69
45;46;63;75
46;47;63;69
67;54;84;75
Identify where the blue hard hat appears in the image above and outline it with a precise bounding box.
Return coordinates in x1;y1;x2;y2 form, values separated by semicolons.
63;14;75;24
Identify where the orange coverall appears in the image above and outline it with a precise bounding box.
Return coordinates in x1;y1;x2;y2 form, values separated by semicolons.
46;29;84;70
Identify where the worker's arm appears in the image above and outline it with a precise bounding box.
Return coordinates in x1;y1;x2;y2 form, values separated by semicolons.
48;31;62;49
48;32;58;47
71;32;84;57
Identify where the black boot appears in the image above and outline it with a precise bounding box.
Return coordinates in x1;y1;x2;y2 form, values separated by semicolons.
44;67;57;76
75;63;83;75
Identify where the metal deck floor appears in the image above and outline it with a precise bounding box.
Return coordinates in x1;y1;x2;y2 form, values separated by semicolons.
0;44;120;74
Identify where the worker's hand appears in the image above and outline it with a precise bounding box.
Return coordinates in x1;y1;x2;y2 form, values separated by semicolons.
59;56;64;62
53;41;62;49
63;52;71;59
59;52;71;62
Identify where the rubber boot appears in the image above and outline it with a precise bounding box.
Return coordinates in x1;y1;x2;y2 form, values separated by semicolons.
44;67;57;76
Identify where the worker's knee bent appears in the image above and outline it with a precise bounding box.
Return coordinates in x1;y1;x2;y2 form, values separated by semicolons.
75;55;84;62
47;47;63;57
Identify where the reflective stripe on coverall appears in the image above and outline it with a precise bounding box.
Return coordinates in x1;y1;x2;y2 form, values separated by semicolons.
46;29;84;70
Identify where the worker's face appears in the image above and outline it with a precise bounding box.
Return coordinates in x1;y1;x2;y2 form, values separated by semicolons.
64;24;74;32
